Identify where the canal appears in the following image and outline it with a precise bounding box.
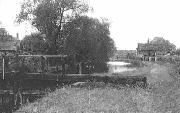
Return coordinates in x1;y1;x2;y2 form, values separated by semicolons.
107;61;136;74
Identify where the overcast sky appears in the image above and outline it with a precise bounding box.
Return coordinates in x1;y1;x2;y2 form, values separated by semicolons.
0;0;180;50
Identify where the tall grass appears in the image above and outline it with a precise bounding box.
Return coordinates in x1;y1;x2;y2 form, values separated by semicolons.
16;84;155;113
15;80;180;113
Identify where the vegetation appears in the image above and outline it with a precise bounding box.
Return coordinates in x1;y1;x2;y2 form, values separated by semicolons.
14;1;180;113
20;33;48;54
175;48;180;56
0;27;17;42
17;0;90;54
150;37;176;54
16;84;154;113
63;16;116;72
17;0;116;73
112;50;136;60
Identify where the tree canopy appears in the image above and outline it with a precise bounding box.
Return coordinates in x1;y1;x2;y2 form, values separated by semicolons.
175;48;180;55
150;37;176;53
0;27;20;51
17;0;116;73
20;33;48;54
17;0;90;54
64;16;115;61
63;16;116;72
0;27;13;42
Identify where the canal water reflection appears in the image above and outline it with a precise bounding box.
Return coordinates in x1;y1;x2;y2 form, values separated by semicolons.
107;61;136;73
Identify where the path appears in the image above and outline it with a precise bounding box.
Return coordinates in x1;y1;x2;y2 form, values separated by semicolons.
136;62;173;84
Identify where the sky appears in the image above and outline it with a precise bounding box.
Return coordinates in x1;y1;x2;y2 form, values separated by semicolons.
1;0;180;50
0;0;35;39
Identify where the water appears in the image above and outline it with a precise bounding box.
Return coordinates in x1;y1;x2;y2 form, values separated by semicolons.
107;61;136;73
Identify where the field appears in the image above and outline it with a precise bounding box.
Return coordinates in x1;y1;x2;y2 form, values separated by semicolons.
15;62;180;113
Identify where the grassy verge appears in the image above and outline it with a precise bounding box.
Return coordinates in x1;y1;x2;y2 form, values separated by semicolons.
15;81;180;113
16;83;155;113
15;62;180;113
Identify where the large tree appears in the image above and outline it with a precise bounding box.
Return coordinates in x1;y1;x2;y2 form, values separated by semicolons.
17;0;116;73
17;0;90;54
63;16;116;72
150;37;176;53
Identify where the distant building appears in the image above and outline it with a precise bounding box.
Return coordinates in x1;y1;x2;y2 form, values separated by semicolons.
136;39;161;61
0;30;20;52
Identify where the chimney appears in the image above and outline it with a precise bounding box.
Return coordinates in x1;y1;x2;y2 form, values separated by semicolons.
147;38;150;44
16;33;19;40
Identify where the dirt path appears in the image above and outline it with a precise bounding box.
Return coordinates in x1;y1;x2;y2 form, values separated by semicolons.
117;62;174;84
148;63;173;84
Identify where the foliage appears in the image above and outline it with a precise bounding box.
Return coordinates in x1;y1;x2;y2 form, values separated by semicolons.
150;37;176;53
0;27;20;51
175;48;180;55
17;0;90;54
0;27;14;42
17;0;116;73
63;16;116;72
111;50;136;61
20;33;48;54
126;52;136;59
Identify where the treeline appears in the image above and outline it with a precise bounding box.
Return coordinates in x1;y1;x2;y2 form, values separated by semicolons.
112;50;136;60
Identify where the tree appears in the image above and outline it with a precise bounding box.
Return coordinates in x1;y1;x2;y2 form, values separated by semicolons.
17;0;116;73
20;33;48;54
150;37;176;53
17;0;90;54
0;27;19;51
63;16;116;72
126;53;136;59
175;48;180;56
0;27;13;42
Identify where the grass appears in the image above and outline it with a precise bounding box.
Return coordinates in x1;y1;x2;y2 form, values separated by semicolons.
15;62;180;113
15;80;180;113
16;83;155;113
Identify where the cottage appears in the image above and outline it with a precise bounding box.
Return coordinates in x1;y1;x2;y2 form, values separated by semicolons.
136;43;159;61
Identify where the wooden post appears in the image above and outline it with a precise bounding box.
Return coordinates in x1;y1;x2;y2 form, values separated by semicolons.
41;56;45;73
62;57;66;77
2;57;5;80
14;88;22;109
2;93;4;108
79;62;82;74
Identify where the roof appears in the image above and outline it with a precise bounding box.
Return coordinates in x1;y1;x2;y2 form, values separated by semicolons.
137;43;159;51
